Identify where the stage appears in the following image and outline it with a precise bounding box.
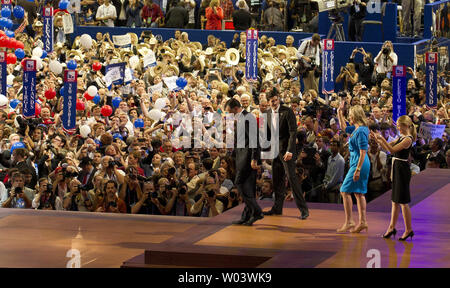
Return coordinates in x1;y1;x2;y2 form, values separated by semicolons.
0;169;449;268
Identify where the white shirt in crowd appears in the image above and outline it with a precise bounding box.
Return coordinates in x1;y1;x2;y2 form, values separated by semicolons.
96;3;117;27
296;39;322;67
375;51;398;74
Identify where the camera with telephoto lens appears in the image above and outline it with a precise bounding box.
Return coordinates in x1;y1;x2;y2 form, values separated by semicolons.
229;191;236;198
15;186;22;195
206;190;215;198
108;160;119;168
382;47;390;55
179;187;187;195
46;183;53;194
151;192;158;199
15;115;41;136
168;167;176;175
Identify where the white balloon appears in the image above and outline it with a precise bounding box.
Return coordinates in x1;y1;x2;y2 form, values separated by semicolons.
32;47;43;58
129;55;139;69
0;94;8;107
148;109;162;121
80;34;93;50
31;56;43;70
80;125;91;138
7;74;14;85
49;60;63;75
154;98;167;110
87;86;98;97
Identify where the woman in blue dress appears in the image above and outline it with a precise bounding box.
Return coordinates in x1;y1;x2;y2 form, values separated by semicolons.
337;104;370;233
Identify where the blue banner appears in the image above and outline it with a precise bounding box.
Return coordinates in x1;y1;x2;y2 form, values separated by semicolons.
0;51;6;97
62;70;77;134
425;52;438;108
23;59;36;118
392;65;406;123
322;39;335;94
104;62;126;89
42;7;54;53
245;29;258;81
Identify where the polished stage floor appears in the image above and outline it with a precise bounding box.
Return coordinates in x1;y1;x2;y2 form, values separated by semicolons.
0;169;449;268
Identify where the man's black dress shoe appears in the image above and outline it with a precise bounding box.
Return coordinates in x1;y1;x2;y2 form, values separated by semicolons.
262;210;282;216
243;214;264;226
300;212;309;220
232;219;249;225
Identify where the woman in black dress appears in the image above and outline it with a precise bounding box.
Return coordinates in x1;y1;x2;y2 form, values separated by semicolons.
371;115;416;241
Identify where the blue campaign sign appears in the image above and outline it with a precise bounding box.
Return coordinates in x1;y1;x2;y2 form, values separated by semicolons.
322;39;335;94
425;52;438;108
23;59;37;118
104;62;126;89
0;51;6;97
245;29;258;81
392;65;406;123
42;7;54;53
62;70;77;134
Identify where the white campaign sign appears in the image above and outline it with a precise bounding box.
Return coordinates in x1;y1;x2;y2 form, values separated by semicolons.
163;76;178;91
63;14;74;34
143;51;157;67
418;122;446;140
113;35;131;47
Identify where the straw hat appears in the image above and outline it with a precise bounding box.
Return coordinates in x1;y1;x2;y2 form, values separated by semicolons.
165;64;179;76
192;42;203;51
276;45;287;51
278;50;288;58
68;49;83;60
177;46;192;60
273;65;286;75
137;43;151;56
150;62;164;77
225;48;240;66
149;37;158;45
120;50;133;60
205;47;214;56
171;40;183;51
127;33;138;45
287;47;298;57
162;51;175;62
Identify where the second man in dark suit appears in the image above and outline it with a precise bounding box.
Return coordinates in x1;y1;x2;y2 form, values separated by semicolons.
263;90;309;219
226;98;263;226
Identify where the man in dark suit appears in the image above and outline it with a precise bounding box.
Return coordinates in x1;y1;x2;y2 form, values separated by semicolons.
78;157;97;190
164;1;189;28
226;98;263;226
263;90;309;219
232;0;252;31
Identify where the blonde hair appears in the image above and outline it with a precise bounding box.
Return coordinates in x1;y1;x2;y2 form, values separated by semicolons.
397;115;417;141
210;0;219;7
349;105;368;126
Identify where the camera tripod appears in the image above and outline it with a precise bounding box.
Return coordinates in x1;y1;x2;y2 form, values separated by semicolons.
327;20;346;41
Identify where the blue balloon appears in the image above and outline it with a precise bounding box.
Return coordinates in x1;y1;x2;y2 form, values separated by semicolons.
92;94;100;104
112;133;123;140
15;48;25;59
1;7;11;18
112;97;122;108
13;6;25;19
10;99;20;109
176;77;188;89
59;0;69;10
67;60;77;70
41;50;47;59
0;17;7;28
5;29;14;38
60;87;64;96
4;19;13;30
10;142;26;153
134;118;144;128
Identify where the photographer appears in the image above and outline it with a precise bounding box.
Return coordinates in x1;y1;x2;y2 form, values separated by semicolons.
296;34;322;93
96;180;127;213
190;184;224;217
336;63;359;92
52;165;79;201
2;172;33;209
374;41;398;86
120;167;143;213
173;182;195;216
348;0;367;42
349;47;374;88
33;178;62;210
95;156;125;185
63;179;96;212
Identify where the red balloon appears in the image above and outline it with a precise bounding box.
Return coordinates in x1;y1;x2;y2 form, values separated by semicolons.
76;100;85;111
45;89;56;100
101;105;113;117
6;53;16;65
16;41;24;50
9;39;17;49
84;91;94;101
0;36;7;47
35;103;41;116
92;61;102;71
4;38;12;49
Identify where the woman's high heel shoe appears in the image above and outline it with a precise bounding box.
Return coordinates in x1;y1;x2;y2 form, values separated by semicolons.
336;223;355;233
351;224;369;233
383;228;397;239
399;231;414;241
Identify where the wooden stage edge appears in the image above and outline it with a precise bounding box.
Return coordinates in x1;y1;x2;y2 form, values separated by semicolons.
0;169;449;268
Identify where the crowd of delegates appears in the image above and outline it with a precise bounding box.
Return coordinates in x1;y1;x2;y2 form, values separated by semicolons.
0;10;449;217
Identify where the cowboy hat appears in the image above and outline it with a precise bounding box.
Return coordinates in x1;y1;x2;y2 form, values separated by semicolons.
273;65;286;75
177;46;192;60
149;37;158;45
225;48;240;66
278;50;288;58
127;33;138;44
286;47;298;57
205;47;214;56
137;43;151;56
150;62;164;77
165;64;179;76
171;40;183;51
